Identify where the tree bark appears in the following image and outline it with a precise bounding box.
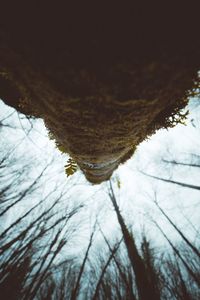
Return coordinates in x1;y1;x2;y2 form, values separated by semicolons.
1;3;200;183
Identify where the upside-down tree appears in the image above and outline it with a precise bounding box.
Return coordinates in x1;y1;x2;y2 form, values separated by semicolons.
0;2;200;183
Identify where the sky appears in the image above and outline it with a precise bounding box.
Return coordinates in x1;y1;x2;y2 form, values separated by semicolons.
0;97;200;252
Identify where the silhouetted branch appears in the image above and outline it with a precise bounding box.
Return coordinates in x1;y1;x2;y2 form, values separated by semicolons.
141;171;200;191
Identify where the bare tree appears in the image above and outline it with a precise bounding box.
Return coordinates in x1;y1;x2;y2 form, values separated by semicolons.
0;127;85;300
109;181;160;300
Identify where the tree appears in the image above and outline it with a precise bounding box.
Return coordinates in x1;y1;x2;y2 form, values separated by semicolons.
109;181;160;300
1;100;200;299
1;2;200;183
0;122;84;300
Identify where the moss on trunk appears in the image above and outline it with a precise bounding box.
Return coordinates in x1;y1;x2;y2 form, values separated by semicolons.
0;2;199;183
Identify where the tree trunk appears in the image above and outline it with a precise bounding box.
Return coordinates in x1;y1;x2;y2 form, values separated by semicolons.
109;182;160;300
1;3;200;183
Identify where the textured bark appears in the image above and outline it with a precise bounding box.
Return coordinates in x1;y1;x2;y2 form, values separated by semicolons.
0;2;200;183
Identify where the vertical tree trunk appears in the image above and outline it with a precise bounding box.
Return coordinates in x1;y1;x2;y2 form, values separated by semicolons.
109;182;160;300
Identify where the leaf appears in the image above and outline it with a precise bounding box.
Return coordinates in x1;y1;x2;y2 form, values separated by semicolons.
64;158;78;177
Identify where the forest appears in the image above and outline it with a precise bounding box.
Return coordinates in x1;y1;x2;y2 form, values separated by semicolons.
0;98;199;299
0;2;200;299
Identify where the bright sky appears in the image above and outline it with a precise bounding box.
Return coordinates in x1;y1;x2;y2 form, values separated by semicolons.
0;97;200;252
